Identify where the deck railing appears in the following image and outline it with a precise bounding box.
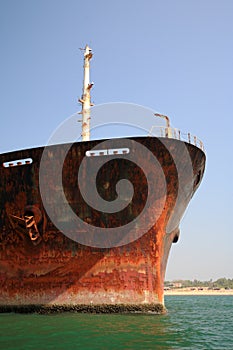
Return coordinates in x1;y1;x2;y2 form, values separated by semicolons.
148;126;204;152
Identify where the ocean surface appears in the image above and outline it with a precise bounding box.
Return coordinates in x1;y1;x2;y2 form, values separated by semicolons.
0;296;232;349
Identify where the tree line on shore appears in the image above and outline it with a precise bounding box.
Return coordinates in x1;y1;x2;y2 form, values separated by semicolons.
165;278;233;289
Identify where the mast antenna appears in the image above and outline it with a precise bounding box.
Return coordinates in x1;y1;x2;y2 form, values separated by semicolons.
78;45;94;141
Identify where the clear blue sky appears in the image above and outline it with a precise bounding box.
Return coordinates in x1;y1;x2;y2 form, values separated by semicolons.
1;0;233;281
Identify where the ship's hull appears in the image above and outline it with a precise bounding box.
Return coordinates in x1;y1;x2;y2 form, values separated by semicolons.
0;137;205;312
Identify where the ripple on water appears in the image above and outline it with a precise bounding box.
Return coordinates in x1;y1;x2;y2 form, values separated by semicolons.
0;296;232;349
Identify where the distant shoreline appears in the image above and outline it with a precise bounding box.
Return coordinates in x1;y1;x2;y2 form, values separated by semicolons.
164;288;233;296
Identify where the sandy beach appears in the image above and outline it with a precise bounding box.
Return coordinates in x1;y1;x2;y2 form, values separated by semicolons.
164;288;233;296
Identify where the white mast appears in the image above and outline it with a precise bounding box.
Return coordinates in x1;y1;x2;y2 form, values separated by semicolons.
79;45;93;141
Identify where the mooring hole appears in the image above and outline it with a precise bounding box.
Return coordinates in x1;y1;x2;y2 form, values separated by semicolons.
3;158;33;168
86;148;130;157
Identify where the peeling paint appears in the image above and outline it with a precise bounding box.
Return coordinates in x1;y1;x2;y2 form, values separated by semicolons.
0;137;205;309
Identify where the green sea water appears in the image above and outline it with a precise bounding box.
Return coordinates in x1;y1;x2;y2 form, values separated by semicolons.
0;296;232;349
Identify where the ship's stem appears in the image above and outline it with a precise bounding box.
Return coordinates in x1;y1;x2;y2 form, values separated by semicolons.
79;45;93;141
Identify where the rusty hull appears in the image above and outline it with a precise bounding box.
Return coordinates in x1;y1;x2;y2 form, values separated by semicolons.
0;137;205;311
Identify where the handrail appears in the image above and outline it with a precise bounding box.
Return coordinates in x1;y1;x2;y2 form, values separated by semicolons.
148;126;205;152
